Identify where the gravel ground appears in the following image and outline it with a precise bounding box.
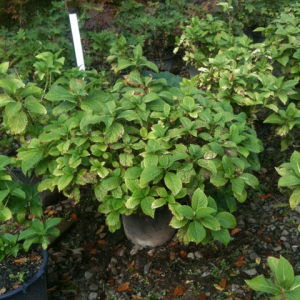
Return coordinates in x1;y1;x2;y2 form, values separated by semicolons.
45;128;300;300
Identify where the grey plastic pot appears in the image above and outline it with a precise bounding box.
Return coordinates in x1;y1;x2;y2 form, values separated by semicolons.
122;206;176;248
188;64;200;79
152;56;174;72
0;249;48;300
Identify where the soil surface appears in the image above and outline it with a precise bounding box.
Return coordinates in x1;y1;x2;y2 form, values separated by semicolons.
45;117;300;300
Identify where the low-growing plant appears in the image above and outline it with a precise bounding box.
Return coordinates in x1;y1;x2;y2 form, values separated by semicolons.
246;255;300;300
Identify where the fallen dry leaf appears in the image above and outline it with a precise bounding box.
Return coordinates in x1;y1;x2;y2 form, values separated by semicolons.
14;257;28;265
132;295;143;300
0;288;6;295
97;240;106;245
71;213;77;220
30;255;42;262
108;279;114;286
259;193;272;199
179;250;187;259
174;286;186;297
170;250;175;261
257;228;266;237
96;225;105;235
220;278;227;288
199;294;206;300
231;228;242;236
117;281;130;292
214;284;224;291
264;236;271;243
152;269;163;275
83;241;95;250
91;248;98;255
129;260;135;270
235;255;246;267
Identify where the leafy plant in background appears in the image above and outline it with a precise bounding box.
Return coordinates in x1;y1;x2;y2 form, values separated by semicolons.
246;256;300;300
174;14;236;70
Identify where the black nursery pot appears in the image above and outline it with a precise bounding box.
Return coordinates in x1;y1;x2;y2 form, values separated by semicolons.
122;205;176;248
0;249;48;300
152;55;174;72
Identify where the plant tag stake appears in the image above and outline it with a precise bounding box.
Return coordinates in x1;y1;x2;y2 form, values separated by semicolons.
68;13;85;70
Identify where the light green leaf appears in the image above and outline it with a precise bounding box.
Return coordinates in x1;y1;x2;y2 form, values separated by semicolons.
216;212;236;229
177;205;195;220
200;215;221;231
104;122;124;144
192;188;208;211
289;188;300;210
239;173;259;189
57;174;73;191
0;207;12;221
45;85;75;102
125;167;142;180
140;166;163;185
195;207;216;218
25;96;47;115
278;175;300;187
231;177;245;195
211;229;230;246
290;151;300;178
141;196;155;218
188;220;206;244
245;275;281;294
276;256;294;289
164;172;182;196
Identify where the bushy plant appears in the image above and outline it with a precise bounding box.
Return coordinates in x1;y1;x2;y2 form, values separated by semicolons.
16;46;263;246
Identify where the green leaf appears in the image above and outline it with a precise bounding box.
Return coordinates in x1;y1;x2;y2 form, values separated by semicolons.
57;174;73;191
117;59;133;71
101;176;121;191
216;212;236;229
177;205;194;220
198;159;217;175
5;101;22;118
7;110;28;134
44;218;62;230
264;114;285;125
200;215;220;231
140;166;163;185
278;175;300;187
231;178;245;195
290;151;300;178
25;96;47;115
192;188;208;211
0;207;12;221
211;229;230;246
104;122;124;144
276;256;294;289
106;211;120;226
164;172;182;196
287;276;300;300
143;92;159;103
188;220;206;244
222;156;235;178
141;196;155;218
239;173;259;189
195;207;216;218
0;190;10;204
125;167;142;180
45;85;75;102
170;216;188;229
290;188;300;210
245;275;281;294
0;62;9;74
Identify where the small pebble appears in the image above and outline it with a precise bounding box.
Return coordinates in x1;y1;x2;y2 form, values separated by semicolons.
88;292;98;300
110;257;118;265
147;249;156;257
89;284;98;291
249;252;258;260
273;246;282;251
282;229;289;236
144;262;152;275
242;269;257;276
130;245;143;256
187;252;195;260
195;251;203;259
84;271;93;280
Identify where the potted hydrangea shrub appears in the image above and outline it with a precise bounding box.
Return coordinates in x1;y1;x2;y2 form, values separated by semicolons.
17;45;263;248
